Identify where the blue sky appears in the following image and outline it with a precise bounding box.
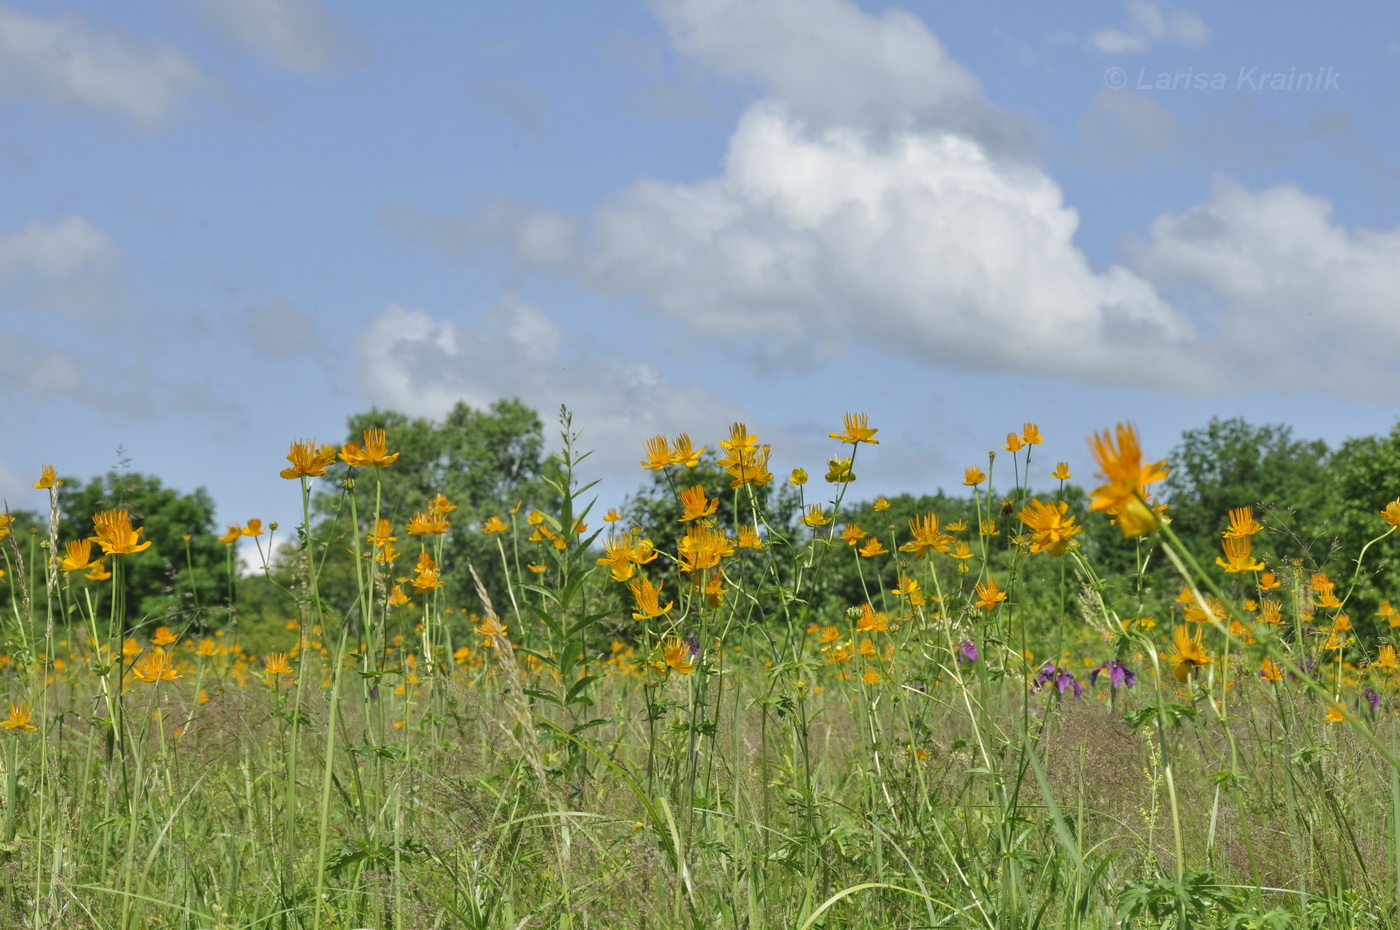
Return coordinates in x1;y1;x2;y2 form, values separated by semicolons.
3;0;1399;556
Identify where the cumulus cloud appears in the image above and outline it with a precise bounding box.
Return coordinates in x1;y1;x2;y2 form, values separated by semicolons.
0;215;125;319
187;0;368;74
0;5;215;128
1089;0;1208;55
356;300;747;478
1128;179;1400;395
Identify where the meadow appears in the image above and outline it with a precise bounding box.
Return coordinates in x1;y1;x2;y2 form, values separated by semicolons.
2;413;1400;929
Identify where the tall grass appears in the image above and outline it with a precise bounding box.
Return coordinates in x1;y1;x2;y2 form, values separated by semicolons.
1;413;1398;929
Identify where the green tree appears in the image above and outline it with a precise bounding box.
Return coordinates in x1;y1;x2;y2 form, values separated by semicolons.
1322;421;1400;614
1162;417;1334;569
304;398;562;620
57;471;228;629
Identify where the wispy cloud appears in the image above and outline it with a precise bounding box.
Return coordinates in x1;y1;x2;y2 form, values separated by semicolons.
1088;0;1208;55
186;0;368;74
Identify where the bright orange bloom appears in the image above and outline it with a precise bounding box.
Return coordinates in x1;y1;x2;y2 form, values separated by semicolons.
481;515;509;534
873;496;889;512
428;493;457;515
962;466;986;487
90;510;152;555
677;525;734;573
151;626;178;647
1223;507;1262;538
217;525;242;545
830;412;879;445
1088;423;1169;537
340;428;400;468
411;552;443;592
974;579;1007;611
243;519;264;538
32;465;62;489
1050;462;1072;480
1002;433;1024;452
737;525;765;549
367;519;396;549
678;485;718;523
0;513;10;541
1021;423;1043;445
716;423;773;488
388;585;410;606
1259;659;1284;682
1258;572;1280;592
854;603;888;633
1216;537;1265;573
801;505;832;527
1384;498;1400;528
281;440;338;479
628;576;673;620
59;539;103;573
1017;499;1081;556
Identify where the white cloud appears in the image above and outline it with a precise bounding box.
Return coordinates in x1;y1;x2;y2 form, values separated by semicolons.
1089;0;1208;54
242;297;322;357
0;5;214;128
356;300;747;483
0;215;120;281
1129;179;1400;395
653;0;1025;149
188;0;367;74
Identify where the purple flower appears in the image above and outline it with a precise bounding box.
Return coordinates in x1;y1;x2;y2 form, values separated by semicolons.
686;634;701;662
1032;662;1082;699
957;642;979;664
1365;686;1381;713
1089;660;1137;689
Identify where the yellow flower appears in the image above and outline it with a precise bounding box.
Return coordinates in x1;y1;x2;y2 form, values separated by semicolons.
243;519;264;538
628;576;673;620
1258;571;1281;592
1050;462;1072;481
340;428;400;468
32;465;62;489
802;505;832;527
388;585;410;606
132;647;181;683
1017;499;1082;556
527;563;547;574
602;508;622;523
662;636;694;675
678;485;718;522
1002;433;1024;453
90;510;152;555
263;653;294;677
367;519;396;548
974;579;1007;611
195;639;220;658
59;539;103;573
1169;625;1209;682
429;493;457;515
873;495;889;512
716;423;773;488
151;626;178;647
1259;659;1284;682
1384;498;1400;528
736;525;765;549
789;468;808;487
0;513;10;541
1088;423;1169;537
857;537;887;558
411;552;443;592
670;434;704;467
475;615;508;643
962;466;986;487
2;702;36;732
839;523;868;545
830;412;879;445
1216;537;1265;573
899;513;953;559
406;511;450;535
217;524;242;545
825;457;855;483
1324;704;1346;724
1021;423;1044;445
280;440;338;479
641;435;673;471
1223;506;1262;538
854;603;887;633
481;515;509;534
677;525;734;573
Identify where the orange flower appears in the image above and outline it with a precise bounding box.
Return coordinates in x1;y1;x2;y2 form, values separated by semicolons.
2;702;37;732
1021;423;1044;445
406;511;450;535
1050;462;1072;480
264;653;294;677
628;576;673;620
59;539;103;573
1223;507;1262;538
641;435;673;470
899;513;953;559
1216;537;1265;573
281;440;338;479
974;579;1007;611
340;428;400;468
1017;499;1081;556
857;537;887;558
481;515;509;534
670;434;705;467
962;466;986;487
1384;498;1400;528
678;485;718;523
131;647;181;683
1002;433;1024;453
